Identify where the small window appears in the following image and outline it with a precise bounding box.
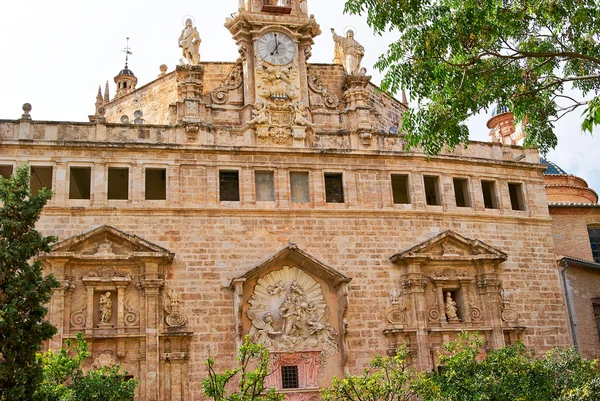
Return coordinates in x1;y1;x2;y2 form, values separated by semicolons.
145;168;167;200
508;182;525;211
30;166;53;196
107;168;129;200
0;165;13;179
588;227;600;263
69;167;91;200
220;171;240;201
423;176;441;206
290;172;310;203
481;180;498;209
391;174;410;204
593;302;600;340
324;173;344;203
281;365;299;389
453;178;470;207
255;171;275;202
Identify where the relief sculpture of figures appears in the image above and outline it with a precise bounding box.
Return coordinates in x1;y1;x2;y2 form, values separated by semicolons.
179;18;201;65
247;266;339;363
331;28;365;75
99;291;112;324
445;292;459;321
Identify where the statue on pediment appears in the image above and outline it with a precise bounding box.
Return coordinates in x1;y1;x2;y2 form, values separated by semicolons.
179;18;201;65
99;292;113;324
331;28;365;75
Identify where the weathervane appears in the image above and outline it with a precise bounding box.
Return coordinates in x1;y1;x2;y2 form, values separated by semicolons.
122;37;133;68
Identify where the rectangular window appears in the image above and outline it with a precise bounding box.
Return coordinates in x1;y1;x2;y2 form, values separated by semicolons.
391;174;410;204
69;167;91;200
255;171;275;202
588;227;600;263
324;173;344;203
281;365;299;389
423;176;441;206
593;302;600;340
107;168;129;200
481;180;498;209
508;182;525;211
453;178;470;207
290;172;310;203
0;165;13;179
219;171;240;201
30;166;53;196
145;168;167;200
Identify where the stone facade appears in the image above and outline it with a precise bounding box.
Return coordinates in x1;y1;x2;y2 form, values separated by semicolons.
0;1;589;400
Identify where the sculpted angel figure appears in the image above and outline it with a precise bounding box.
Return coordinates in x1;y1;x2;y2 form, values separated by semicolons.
445;292;459;321
99;292;112;324
248;311;278;346
331;28;365;75
290;101;314;127
248;100;269;126
179;18;201;65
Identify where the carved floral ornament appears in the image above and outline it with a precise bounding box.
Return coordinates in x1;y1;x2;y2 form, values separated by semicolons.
247;266;338;360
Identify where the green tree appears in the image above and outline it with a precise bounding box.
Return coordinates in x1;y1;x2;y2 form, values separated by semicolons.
0;164;59;400
321;345;415;401
202;336;283;401
344;0;600;155
35;332;137;401
411;333;600;401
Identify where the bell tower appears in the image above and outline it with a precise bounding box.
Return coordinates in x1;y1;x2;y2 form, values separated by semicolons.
226;0;320;147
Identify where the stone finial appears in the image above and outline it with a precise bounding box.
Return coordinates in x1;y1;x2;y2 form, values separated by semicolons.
21;103;32;120
95;86;103;114
401;90;408;107
104;80;110;103
159;64;168;77
178;18;201;66
331;27;365;75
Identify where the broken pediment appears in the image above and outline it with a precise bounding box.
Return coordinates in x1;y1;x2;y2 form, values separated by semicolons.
231;242;351;289
46;225;174;261
390;230;507;263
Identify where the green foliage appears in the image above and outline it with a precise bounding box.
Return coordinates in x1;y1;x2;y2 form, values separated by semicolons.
202;336;283;401
344;0;600;155
321;345;415;401
0;164;59;400
35;332;137;401
411;332;600;401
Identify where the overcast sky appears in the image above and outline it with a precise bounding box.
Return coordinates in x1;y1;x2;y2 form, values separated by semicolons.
1;0;598;192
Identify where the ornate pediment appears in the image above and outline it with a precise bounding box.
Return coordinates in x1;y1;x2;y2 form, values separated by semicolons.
46;225;174;261
231;242;351;288
390;230;507;263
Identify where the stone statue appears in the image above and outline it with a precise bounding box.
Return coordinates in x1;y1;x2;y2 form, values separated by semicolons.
445;292;459;321
99;292;112;324
390;288;401;304
179;18;201;65
331;28;365;75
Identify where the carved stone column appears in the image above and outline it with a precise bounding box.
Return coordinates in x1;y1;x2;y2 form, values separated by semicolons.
402;268;431;371
175;65;205;126
343;74;374;147
140;259;164;401
46;258;71;350
476;264;505;349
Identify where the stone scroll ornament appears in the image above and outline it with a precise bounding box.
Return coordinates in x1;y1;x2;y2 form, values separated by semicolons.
247;266;339;361
164;288;187;327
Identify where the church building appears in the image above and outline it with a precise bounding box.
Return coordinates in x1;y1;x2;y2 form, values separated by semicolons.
1;1;597;400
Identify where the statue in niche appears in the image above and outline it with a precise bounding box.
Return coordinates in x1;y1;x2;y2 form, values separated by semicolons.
331;28;365;75
179;18;201;65
247;266;339;362
445;292;459;321
99;292;112;324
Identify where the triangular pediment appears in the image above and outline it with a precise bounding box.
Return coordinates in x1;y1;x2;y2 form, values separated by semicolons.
47;225;174;261
232;243;351;288
390;231;507;263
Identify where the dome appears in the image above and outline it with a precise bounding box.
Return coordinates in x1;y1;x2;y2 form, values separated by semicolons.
540;158;568;175
117;66;136;77
490;104;510;117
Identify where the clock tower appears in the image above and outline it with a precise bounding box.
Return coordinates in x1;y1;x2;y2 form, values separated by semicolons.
225;0;321;146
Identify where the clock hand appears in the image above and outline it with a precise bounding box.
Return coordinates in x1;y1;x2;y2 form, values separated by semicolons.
271;33;280;55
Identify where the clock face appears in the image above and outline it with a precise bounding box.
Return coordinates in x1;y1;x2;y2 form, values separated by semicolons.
257;32;296;65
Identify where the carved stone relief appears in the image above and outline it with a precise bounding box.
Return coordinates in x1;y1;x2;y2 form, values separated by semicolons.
164;288;187;328
209;64;243;105
307;67;339;109
93;353;116;369
384;288;407;325
247;266;338;360
251;61;312;145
